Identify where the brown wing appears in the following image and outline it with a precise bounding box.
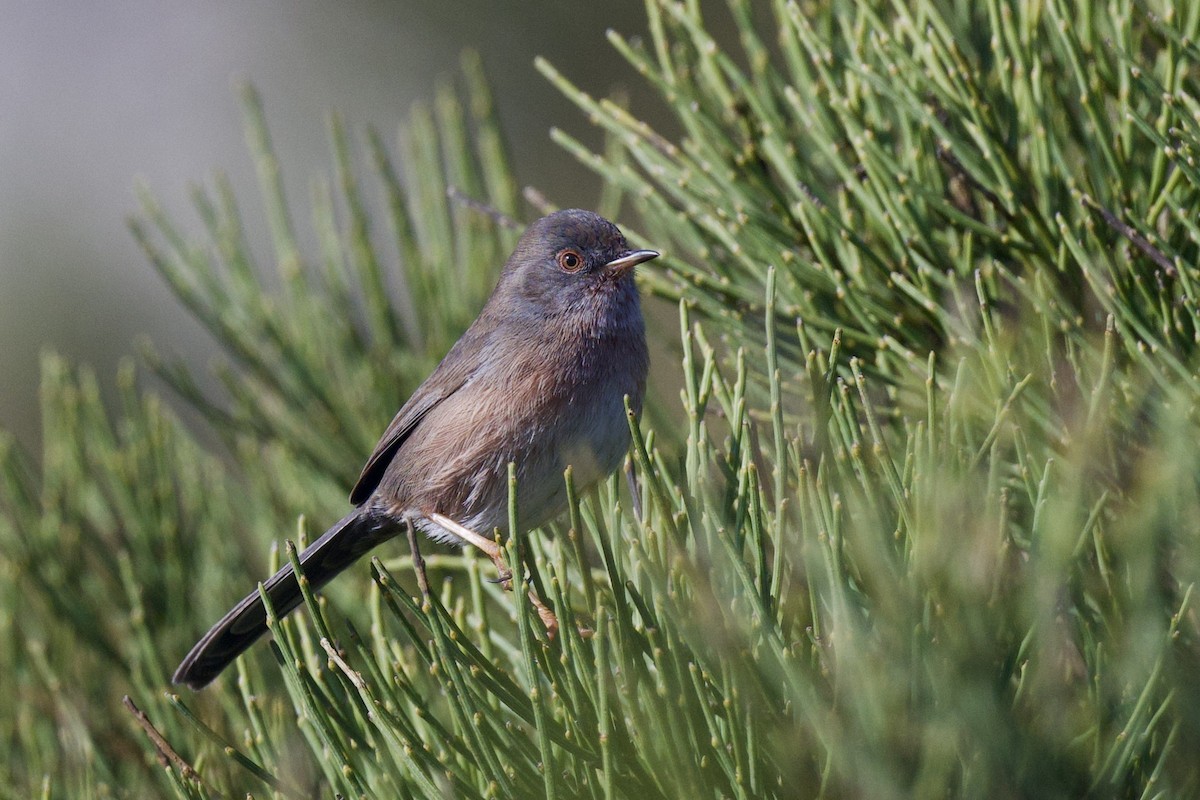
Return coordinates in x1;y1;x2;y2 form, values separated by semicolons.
349;325;488;505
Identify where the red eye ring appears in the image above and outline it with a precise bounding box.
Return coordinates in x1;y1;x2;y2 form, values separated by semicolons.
557;249;584;272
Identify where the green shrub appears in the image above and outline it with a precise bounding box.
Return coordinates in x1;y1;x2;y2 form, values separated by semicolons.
3;2;1200;797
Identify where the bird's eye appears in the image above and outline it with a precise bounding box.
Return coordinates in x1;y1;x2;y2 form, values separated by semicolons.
557;249;584;272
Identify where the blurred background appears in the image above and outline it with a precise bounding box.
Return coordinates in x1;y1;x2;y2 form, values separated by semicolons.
0;0;665;452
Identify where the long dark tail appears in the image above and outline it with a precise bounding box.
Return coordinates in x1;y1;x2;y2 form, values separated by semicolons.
172;509;396;689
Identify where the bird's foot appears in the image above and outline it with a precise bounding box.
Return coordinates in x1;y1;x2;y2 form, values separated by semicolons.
427;511;557;636
530;591;559;639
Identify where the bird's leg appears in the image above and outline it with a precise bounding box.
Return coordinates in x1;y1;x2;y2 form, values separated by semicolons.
427;512;511;584
625;458;643;523
427;511;558;638
405;518;431;597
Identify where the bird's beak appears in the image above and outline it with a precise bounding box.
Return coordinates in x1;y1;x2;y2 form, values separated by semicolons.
604;249;659;276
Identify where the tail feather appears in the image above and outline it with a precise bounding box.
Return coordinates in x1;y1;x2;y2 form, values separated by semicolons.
172;510;396;689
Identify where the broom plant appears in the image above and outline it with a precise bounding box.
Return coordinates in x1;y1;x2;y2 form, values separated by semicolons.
2;1;1200;797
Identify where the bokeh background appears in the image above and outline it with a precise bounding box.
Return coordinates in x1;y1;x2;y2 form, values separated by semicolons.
0;1;666;452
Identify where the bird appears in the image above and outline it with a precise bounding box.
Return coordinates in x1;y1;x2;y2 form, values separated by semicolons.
172;208;657;689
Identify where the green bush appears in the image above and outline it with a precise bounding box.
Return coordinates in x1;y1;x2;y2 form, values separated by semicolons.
3;1;1200;797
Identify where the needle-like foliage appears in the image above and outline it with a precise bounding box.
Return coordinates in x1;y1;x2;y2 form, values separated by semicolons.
3;2;1200;798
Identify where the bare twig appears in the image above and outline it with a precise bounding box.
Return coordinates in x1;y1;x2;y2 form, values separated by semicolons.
321;637;368;691
1082;194;1177;276
522;186;555;215
446;186;520;229
935;142;1008;219
122;696;202;784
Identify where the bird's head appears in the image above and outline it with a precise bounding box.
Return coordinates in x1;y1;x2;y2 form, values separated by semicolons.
497;209;658;319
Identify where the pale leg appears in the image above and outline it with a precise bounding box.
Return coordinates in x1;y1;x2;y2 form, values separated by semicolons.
426;512;559;637
405;519;431;596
